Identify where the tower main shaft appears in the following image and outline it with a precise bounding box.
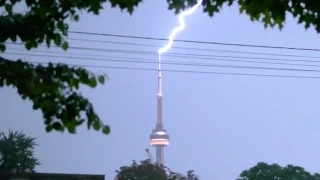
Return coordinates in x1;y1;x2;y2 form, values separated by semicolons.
150;55;169;165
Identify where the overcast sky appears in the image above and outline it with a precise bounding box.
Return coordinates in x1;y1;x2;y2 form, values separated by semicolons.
2;1;320;180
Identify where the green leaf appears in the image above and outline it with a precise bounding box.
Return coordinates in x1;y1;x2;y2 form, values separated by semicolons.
5;4;12;14
45;125;53;132
67;122;76;133
61;41;69;50
57;21;64;31
52;122;63;131
87;77;97;88
30;40;38;48
73;14;79;21
93;120;101;130
70;9;76;15
102;125;110;134
98;75;105;84
68;78;79;89
25;42;32;50
54;34;62;45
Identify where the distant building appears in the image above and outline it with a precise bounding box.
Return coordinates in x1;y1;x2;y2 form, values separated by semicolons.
0;172;105;180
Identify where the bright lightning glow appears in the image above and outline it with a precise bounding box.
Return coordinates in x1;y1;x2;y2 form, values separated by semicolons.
158;0;203;55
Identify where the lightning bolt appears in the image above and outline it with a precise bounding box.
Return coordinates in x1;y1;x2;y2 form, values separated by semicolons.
158;0;203;55
156;0;203;96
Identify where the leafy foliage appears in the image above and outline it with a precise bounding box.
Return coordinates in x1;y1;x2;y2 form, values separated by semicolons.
0;130;40;173
166;0;320;32
237;162;320;180
0;0;121;134
0;57;109;133
114;159;200;180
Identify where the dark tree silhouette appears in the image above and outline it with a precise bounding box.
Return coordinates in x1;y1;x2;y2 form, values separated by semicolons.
238;162;320;180
0;130;40;172
115;159;200;180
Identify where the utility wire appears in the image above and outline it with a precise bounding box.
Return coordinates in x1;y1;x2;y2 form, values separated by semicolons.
4;33;320;79
7;48;320;69
66;37;320;60
7;43;320;64
27;61;320;80
9;38;320;60
7;52;320;74
69;31;320;52
5;51;320;79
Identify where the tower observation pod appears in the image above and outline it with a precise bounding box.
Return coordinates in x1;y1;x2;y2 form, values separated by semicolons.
150;129;169;146
150;128;169;165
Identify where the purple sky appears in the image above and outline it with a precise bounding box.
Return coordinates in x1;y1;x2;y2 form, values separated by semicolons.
2;1;320;179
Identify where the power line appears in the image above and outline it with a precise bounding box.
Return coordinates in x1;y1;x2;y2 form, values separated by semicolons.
7;43;320;64
27;61;320;80
9;38;320;60
69;31;320;52
7;52;320;74
67;37;320;60
5;51;320;79
7;48;320;69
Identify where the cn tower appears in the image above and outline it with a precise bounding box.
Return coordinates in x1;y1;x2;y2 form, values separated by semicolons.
149;54;169;165
149;0;202;165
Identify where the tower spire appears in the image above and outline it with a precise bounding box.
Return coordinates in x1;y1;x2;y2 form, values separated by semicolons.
158;54;162;97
